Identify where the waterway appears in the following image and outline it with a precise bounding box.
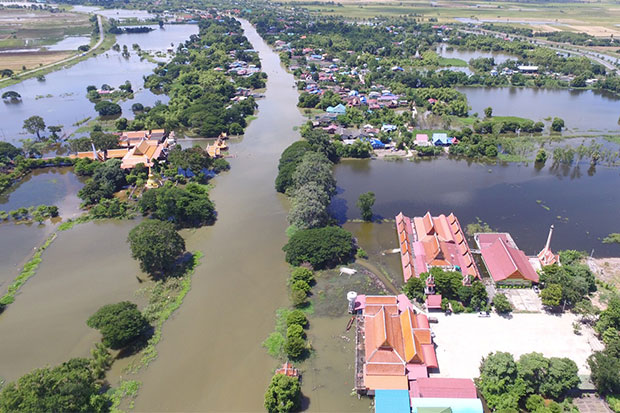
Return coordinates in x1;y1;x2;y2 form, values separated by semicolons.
0;24;198;143
0;167;84;295
0;220;143;383
458;86;620;133
332;157;620;257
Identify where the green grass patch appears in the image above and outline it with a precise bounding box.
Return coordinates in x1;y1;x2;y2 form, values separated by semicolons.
438;57;468;67
0;233;56;308
131;251;203;371
107;380;141;413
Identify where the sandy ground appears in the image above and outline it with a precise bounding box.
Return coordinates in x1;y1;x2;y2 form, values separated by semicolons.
565;25;620;38
430;312;603;378
588;257;620;290
0;51;73;71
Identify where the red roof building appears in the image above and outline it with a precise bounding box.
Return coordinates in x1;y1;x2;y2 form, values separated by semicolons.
358;295;438;392
396;212;480;283
475;233;539;285
426;294;443;310
410;378;478;399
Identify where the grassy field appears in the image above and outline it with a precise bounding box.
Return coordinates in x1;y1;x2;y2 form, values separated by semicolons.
0;51;74;71
0;8;92;50
287;0;620;37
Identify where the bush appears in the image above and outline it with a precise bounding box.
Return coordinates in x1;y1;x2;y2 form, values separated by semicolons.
291;280;311;294
403;276;425;302
492;293;513;314
286;309;308;328
286;324;305;340
283;336;306;359
290;267;314;285
264;374;301;413
86;301;150;349
283;226;356;269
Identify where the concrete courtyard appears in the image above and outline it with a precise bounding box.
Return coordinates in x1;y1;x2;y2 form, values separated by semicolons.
430;312;603;378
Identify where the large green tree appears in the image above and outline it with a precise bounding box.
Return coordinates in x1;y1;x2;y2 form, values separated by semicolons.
288;182;330;230
283;226;355;269
127;220;186;276
264;374;301;413
22;115;46;140
87;301;150;349
292;151;336;197
139;183;215;228
0;358;108;412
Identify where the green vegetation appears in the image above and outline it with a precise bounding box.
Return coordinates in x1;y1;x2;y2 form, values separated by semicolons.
0;204;58;224
94;100;122;117
477;351;579;411
466;217;493;236
492;293;513;314
127;220;186;277
603;233;620;245
0;358;108;412
283;226;356;269
139;182;216;228
78;159;127;206
0;233;55;310
87;301;151;350
539;260;596;310
264;373;301;413
357;192;375;222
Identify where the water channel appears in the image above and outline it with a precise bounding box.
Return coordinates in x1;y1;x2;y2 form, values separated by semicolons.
0;24;198;143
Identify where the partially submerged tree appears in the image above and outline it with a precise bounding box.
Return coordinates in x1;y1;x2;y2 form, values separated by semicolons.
22;115;46;140
87;301;150;349
127;220;185;276
264;373;301;413
357;191;375;221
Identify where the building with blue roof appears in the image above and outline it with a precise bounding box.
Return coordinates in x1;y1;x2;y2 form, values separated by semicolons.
375;390;411;413
326;103;346;115
432;133;451;146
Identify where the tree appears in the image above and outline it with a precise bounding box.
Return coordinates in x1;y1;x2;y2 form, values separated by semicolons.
139;183;215;228
275;141;312;193
484;106;493;118
470;281;488;310
588;350;620;395
541;283;563;308
264;374;301;413
286;309;309;328
517;352;549;395
0;358;108;412
551;117;565;132
127;220;186;276
289;267;314;286
478;352;523;411
288;182;329;229
595;295;620;335
94;100;122;116
284;335;306;359
283;226;356;269
492;293;513;314
535;149;547;164
403;276;425;302
2;90;21;101
292;151;336;196
22;115;46;140
539;357;579;398
357;192;375;221
78;159;127;205
0;141;22;160
87;301;150;349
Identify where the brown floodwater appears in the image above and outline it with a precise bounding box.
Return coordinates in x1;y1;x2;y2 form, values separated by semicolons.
0;220;142;382
130;18;310;411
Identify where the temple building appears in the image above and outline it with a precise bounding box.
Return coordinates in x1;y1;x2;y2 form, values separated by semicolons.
396;212;479;283
474;232;539;286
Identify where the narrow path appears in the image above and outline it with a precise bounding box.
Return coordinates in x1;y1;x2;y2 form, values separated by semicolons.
131;19;305;411
0;15;105;85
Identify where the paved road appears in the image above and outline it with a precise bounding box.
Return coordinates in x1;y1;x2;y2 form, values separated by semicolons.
459;27;620;75
0;14;105;85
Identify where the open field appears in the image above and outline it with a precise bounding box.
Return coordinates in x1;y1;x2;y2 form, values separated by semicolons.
0;50;73;71
0;8;91;50
287;0;620;37
431;312;603;378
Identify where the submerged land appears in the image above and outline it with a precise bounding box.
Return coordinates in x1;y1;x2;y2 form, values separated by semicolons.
0;0;619;412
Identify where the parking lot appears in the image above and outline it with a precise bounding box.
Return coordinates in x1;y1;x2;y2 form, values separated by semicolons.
430;312;602;378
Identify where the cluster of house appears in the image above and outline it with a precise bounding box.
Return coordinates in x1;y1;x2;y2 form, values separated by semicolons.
350;293;484;413
396;211;559;300
70;130;173;170
225;60;260;76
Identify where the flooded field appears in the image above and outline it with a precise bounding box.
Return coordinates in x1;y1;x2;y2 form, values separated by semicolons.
458;86;620;133
0;24;198;142
333;157;620;257
0;167;84;294
436;43;517;64
0;219;142;382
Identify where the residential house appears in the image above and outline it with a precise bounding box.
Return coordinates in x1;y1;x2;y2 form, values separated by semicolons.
432;133;452;146
414;134;430;147
326;103;346;115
